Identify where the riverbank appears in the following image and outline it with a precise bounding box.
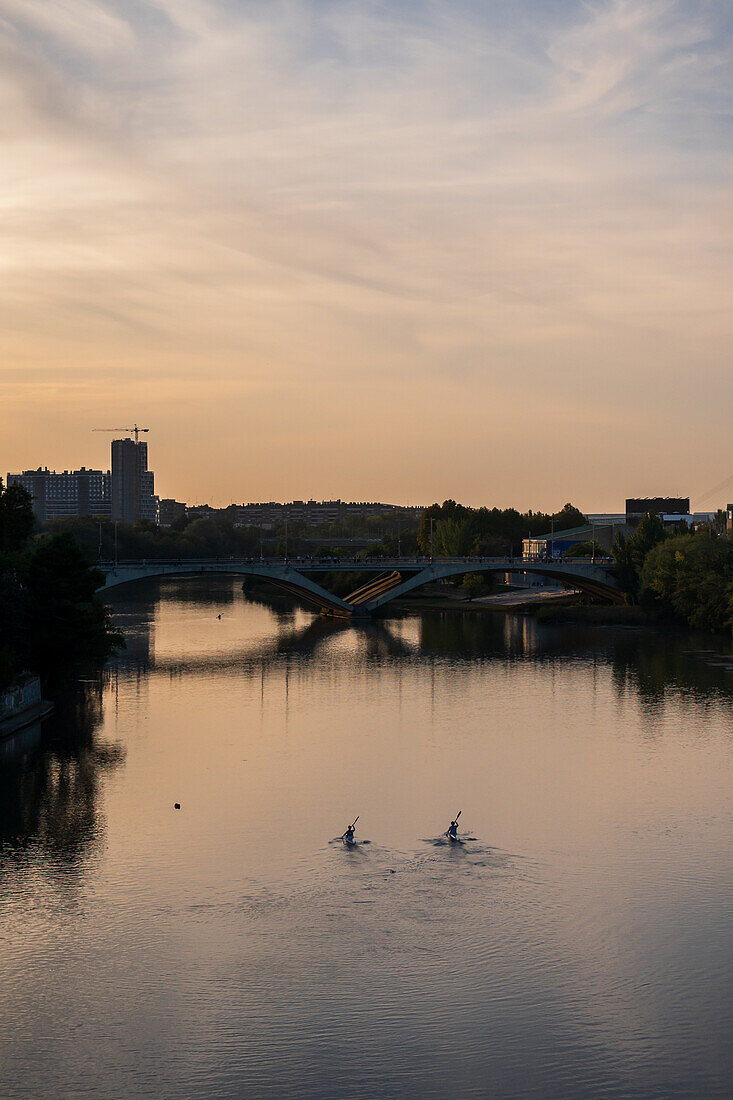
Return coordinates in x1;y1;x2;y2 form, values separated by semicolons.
395;589;648;625
396;586;579;613
0;675;54;739
243;580;639;621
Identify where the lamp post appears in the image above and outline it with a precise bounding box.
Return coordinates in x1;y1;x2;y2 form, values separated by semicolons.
429;516;434;560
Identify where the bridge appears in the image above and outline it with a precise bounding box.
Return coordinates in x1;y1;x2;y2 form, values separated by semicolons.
97;556;622;615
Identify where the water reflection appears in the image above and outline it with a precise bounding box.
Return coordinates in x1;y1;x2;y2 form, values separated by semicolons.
107;581;733;715
2;580;733;1099
0;681;124;867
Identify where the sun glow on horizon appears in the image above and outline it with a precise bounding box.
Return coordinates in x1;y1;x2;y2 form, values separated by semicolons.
1;0;732;510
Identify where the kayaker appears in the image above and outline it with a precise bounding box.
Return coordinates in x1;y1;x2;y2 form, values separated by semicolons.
447;819;459;840
343;823;356;843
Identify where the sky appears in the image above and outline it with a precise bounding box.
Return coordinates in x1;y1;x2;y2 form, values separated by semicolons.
1;0;732;510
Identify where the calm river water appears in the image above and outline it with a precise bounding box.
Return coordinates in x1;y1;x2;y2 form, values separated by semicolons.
2;578;733;1098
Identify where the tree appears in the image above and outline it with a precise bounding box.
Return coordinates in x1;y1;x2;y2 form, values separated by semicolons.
613;513;667;598
22;533;122;676
461;573;487;601
417;500;588;557
553;502;587;530
564;540;604;558
641;531;733;631
0;480;34;554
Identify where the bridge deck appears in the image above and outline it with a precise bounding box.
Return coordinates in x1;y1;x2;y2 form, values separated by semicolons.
97;556;621;612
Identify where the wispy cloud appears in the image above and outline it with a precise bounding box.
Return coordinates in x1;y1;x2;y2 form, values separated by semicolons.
1;1;731;506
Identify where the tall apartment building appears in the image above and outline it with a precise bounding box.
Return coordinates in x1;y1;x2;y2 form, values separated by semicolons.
7;467;111;522
111;438;156;524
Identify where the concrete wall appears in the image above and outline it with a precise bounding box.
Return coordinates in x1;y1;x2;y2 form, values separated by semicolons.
0;675;41;720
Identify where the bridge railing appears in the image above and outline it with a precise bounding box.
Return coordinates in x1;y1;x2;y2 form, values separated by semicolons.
99;555;614;568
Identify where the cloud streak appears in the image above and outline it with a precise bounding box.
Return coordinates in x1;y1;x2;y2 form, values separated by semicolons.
1;0;731;507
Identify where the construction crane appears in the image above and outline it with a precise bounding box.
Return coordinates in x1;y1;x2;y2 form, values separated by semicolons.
93;425;149;443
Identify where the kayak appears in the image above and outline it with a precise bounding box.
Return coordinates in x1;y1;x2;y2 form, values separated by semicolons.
447;833;461;843
343;835;357;846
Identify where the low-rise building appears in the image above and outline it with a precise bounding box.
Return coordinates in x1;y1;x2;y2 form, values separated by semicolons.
7;467;111;522
522;523;625;561
229;499;423;529
158;499;187;526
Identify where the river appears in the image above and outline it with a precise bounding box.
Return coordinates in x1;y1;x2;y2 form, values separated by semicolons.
2;577;733;1098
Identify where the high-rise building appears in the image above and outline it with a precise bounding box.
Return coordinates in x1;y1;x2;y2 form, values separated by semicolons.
7;467;111;522
110;438;156;524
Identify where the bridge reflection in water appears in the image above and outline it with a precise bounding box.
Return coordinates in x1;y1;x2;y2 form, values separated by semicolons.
98;556;622;615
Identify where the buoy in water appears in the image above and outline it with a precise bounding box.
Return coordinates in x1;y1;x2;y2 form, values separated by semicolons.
174;803;181;810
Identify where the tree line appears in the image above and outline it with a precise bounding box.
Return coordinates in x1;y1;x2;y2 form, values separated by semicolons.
417;500;587;556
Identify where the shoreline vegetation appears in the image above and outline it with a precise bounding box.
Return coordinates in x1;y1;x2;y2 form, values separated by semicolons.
3;490;732;693
0;481;122;694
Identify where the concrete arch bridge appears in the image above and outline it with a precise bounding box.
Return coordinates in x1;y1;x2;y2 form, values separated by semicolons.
97;556;622;616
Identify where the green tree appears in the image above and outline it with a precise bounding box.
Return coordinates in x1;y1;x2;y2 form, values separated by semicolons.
461;573;486;601
564;540;604;558
613;513;667;599
417;499;587;557
641;531;733;631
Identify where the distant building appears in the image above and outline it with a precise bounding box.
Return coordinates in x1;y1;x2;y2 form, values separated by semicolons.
158;498;186;526
523;522;625;561
625;497;690;522
7;467;110;522
727;505;733;532
111;438;156;524
185;504;214;521
228;499;423;529
594;506;712;530
587;513;626;526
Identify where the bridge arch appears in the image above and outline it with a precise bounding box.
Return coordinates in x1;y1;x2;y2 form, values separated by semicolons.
361;561;623;611
97;557;622;614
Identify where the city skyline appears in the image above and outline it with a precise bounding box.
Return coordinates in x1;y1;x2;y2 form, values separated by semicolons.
4;434;711;514
1;1;732;509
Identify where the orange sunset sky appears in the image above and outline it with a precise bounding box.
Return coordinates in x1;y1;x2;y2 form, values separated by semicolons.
1;0;731;510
